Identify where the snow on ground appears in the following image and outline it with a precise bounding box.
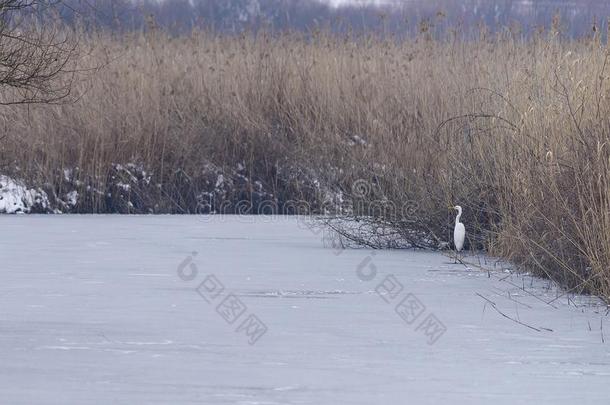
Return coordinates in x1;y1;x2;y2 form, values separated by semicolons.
0;176;48;214
0;216;609;404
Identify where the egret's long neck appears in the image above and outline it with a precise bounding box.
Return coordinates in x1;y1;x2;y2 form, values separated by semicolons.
455;208;462;224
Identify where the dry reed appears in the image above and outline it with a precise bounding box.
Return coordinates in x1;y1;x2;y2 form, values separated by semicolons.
0;25;608;298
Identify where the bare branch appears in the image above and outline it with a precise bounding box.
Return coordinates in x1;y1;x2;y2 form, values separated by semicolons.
0;1;77;105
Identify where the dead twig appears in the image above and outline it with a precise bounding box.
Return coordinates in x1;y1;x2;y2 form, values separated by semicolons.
476;292;548;332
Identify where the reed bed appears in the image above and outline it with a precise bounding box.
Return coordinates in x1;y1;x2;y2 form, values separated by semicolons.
0;25;608;298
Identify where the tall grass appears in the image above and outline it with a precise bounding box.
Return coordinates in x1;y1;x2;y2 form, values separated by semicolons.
0;25;608;298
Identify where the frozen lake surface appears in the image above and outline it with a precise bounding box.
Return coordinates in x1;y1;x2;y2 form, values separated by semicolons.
1;216;609;404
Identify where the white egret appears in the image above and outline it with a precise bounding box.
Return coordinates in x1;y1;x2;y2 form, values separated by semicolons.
451;205;465;262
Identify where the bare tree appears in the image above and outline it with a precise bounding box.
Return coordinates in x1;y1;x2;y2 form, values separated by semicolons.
0;1;76;105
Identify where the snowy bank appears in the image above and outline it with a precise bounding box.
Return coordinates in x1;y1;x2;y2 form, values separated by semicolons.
0;175;49;214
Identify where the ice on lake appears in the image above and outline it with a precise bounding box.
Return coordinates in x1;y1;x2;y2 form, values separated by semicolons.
1;216;609;404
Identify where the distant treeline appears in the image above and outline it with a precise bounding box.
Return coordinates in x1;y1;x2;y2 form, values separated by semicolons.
56;0;610;38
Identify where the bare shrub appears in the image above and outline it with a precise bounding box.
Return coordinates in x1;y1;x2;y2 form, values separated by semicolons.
0;1;77;106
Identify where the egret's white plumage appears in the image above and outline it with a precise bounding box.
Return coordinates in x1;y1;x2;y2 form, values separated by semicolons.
453;205;465;253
